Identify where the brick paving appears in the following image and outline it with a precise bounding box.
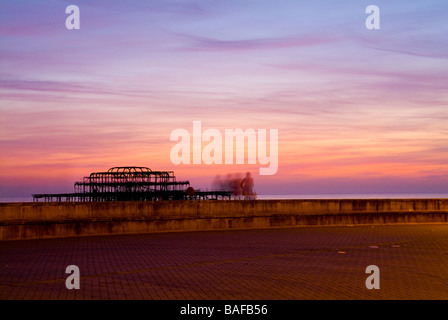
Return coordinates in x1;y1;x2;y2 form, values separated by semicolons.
1;224;448;300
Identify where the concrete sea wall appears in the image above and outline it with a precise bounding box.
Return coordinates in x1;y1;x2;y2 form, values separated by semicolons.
1;199;448;240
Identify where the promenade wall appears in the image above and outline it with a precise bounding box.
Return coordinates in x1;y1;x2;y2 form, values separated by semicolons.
1;199;448;240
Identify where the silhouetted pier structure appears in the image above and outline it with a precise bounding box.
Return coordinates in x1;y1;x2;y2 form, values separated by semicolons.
32;166;231;202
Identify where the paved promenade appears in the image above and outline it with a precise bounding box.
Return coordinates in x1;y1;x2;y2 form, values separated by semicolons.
1;224;448;300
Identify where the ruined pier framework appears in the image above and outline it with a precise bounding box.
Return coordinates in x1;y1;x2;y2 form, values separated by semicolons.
32;166;231;202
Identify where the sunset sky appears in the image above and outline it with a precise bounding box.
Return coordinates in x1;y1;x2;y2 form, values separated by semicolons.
1;0;447;199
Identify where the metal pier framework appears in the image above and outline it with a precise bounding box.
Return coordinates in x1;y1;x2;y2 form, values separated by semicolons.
32;166;231;202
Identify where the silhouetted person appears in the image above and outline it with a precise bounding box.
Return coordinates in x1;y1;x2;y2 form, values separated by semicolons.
240;172;256;200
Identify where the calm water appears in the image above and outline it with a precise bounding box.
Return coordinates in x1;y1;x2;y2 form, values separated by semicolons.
257;193;448;200
1;193;448;203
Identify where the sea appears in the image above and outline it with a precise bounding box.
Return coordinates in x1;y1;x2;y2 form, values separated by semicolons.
257;193;448;200
1;193;448;203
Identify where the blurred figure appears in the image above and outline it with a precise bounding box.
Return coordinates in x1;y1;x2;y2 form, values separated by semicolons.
211;174;223;191
211;172;254;199
230;173;243;199
240;172;257;200
223;173;233;193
